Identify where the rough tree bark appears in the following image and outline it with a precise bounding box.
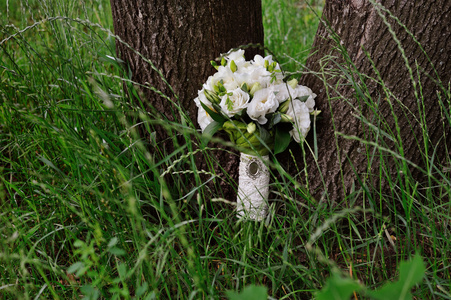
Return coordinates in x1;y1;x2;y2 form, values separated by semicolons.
110;0;264;199
298;0;450;201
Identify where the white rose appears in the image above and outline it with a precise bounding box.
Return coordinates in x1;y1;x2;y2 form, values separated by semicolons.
250;66;273;88
234;61;258;76
203;75;215;91
213;66;239;90
225;49;245;64
235;60;252;71
252;54;283;85
194;88;210;108
293;85;316;112
253;54;275;67
287;99;311;143
225;49;251;71
194;89;214;132
272;83;295;103
247;87;279;125
219;88;250;117
203;66;239;91
197;106;214;132
234;65;272;88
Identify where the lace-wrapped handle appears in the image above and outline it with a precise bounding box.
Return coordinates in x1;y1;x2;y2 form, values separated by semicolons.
236;153;270;221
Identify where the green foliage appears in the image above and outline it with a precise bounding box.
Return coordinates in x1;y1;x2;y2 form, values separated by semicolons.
274;125;291;154
262;0;323;72
66;238;137;299
368;253;426;300
226;285;268;300
317;253;426;300
316;273;362;300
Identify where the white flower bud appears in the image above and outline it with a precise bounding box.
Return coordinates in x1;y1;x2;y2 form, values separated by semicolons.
247;122;256;134
287;78;298;89
249;82;262;96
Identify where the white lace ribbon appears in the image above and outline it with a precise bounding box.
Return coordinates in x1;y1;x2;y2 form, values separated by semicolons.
237;153;270;221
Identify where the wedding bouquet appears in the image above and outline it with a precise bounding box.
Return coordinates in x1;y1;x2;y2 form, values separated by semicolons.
194;49;317;220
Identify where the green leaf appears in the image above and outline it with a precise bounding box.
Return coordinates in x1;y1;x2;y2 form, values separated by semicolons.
144;291;157;300
210;60;219;70
316;272;362;300
234;107;246;118
241;83;249;93
201;121;223;147
223;120;247;146
274;127;291;155
204;88;221;103
202;121;223;139
226;285;268;300
269;112;282;129
223;120;271;156
226;96;233;111
117;262;127;279
278;98;291;113
217;80;227;94
108;246;126;256
99;54;125;69
230;60;237;72
297;95;309;102
107;237;118;248
73;240;84;248
67;261;84;274
398;253;426;288
257;123;271;144
80;285;100;300
368;252;425;300
136;282;148;297
200;101;226;123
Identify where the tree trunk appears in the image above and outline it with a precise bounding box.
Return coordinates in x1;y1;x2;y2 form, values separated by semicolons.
298;0;450;201
110;0;264;199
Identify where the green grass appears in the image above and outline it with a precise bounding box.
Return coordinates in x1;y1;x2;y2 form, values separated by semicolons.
263;0;323;72
1;0;450;299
